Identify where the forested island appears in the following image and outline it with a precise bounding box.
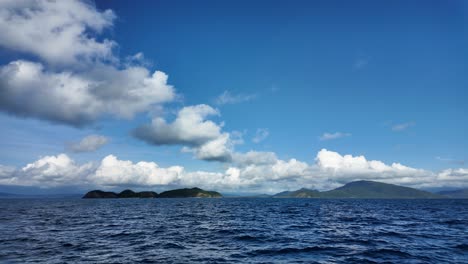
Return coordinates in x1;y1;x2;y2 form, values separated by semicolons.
82;181;467;199
83;187;222;199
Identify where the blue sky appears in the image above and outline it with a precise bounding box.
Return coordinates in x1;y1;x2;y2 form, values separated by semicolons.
0;0;466;193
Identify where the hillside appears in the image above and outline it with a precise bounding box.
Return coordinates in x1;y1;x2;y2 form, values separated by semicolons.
319;181;443;199
272;181;444;199
273;188;320;198
158;187;222;198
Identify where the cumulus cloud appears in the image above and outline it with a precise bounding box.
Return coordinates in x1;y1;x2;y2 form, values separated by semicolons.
215;90;256;105
134;105;221;146
134;104;235;162
0;1;176;126
319;132;351;141
0;0;115;66
0;154;96;187
0;151;466;192
252;128;269;143
68;135;108;153
89;155;183;187
314;149;428;184
0;60;175;125
391;122;415;132
431;168;468;189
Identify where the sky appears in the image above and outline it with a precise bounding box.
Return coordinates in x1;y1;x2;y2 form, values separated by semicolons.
0;0;467;194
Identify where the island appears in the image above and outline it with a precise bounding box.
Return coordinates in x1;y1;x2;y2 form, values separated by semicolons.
273;188;320;198
83;181;457;199
272;180;444;199
83;187;222;199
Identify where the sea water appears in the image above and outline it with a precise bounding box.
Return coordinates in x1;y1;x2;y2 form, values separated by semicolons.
0;198;467;263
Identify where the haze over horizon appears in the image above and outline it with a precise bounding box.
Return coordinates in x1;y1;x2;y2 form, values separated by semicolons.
0;0;467;194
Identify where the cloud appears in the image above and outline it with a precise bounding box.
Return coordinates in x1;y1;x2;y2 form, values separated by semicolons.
0;0;115;66
353;58;369;70
134;104;235;162
186;133;233;162
319;132;351;141
0;60;175;126
431;168;468;189
391;122;415;132
0;154;96;187
134;105;221;146
215;90;256;105
0;1;176;126
68;135;108;153
252;128;269;143
89;155;183;187
0;150;467;192
232;151;278;166
436;157;466;166
315;149;427;182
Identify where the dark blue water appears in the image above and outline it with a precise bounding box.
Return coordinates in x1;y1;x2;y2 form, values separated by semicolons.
0;198;467;263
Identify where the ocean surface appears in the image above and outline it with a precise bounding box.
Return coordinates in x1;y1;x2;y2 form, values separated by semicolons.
0;198;467;263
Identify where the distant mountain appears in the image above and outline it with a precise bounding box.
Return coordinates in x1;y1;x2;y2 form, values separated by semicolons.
437;189;468;199
273;188;320;198
83;187;221;199
158;187;222;198
273;181;444;199
319;181;443;199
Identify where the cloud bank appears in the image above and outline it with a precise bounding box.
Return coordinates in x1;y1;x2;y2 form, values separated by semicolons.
1;150;466;193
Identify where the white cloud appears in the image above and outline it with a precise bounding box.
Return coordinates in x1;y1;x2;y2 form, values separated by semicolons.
68;135;108;153
215;90;256;105
189;133;233;162
232;151;278;166
391;122;415;132
0;0;115;66
0;1;176;126
0;151;466;192
0;60;175;126
314;149;428;184
89;155;183;187
319;132;351;141
134;105;221;146
0;154;95;187
252;128;269;143
134;104;236;162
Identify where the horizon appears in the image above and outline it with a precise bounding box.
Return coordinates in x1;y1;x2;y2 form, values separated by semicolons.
0;0;467;195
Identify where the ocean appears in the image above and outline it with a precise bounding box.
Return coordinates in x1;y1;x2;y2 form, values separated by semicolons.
0;198;467;263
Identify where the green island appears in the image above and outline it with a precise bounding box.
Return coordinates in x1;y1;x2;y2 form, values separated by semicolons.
82;181;467;199
83;187;222;199
272;181;444;199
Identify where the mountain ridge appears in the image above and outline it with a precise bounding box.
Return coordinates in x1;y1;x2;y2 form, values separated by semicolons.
273;180;445;199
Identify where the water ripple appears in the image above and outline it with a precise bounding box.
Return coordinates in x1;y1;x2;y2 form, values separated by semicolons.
0;198;467;263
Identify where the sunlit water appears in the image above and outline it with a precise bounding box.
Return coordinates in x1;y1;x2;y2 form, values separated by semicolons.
0;198;467;263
